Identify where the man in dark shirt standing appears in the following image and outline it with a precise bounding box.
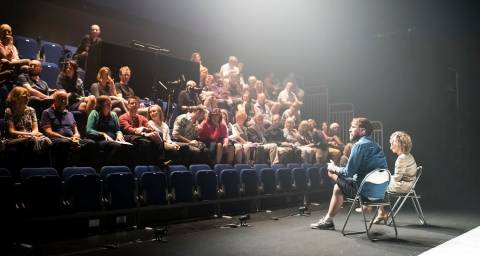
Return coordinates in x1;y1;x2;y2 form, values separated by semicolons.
41;90;96;171
310;117;387;230
74;24;102;70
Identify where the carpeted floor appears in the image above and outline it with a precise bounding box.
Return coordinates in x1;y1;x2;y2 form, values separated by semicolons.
24;204;480;256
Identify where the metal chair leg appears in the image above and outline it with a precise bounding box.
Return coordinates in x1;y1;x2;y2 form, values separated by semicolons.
412;192;426;225
341;198;361;236
389;200;398;239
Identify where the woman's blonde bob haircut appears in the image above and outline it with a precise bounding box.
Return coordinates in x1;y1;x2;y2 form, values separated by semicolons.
390;131;413;154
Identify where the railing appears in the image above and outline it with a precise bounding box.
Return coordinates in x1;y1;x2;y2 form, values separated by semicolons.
371;121;384;149
302;87;329;124
328;103;355;144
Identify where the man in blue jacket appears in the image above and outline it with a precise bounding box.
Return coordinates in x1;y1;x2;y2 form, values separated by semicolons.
310;117;387;230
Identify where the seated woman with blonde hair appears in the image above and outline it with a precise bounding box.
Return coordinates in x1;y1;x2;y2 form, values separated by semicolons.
4;86;52;172
374;131;417;224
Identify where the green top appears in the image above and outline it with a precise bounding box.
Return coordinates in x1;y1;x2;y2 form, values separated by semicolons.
86;110;122;140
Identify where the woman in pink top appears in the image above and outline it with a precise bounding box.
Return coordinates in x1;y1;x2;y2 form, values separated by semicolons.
198;108;234;164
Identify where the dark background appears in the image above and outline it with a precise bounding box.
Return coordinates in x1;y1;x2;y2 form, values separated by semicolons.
4;0;479;209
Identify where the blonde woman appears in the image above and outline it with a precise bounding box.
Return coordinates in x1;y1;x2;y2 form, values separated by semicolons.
374;131;417;224
147;104;180;151
4;87;52;170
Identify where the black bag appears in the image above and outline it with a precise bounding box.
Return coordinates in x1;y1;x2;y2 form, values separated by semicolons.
280;148;302;165
251;145;267;164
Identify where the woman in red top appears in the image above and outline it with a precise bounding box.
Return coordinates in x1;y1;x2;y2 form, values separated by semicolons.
198;108;233;164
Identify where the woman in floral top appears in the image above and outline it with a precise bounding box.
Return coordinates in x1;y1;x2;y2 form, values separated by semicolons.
4;87;52;174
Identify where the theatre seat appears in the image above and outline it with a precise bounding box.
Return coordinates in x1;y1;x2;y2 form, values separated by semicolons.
63;167;101;212
100;166;136;209
306;166;321;190
195;170;218;201
240;169;258;196
292;167;308;192
286;163;301;169
233;164;251;172
14;35;39;59
41;40;63;65
220;169;240;198
0;168;14;215
168;164;187;174
41;62;60;88
275;167;293;192
170;171;194;203
19;167;62;216
259;168;276;194
189;164;211;175
134;166;167;205
214;164;232;175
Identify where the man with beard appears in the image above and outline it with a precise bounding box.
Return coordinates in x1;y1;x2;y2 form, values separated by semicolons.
310;117;387;230
17;59;53;117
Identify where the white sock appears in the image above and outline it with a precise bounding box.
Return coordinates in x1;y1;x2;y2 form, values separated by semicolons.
324;214;333;222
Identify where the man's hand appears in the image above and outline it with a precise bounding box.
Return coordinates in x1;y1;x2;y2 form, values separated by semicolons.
327;160;339;175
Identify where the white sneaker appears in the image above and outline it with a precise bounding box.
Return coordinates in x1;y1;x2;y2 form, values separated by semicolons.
310;216;335;230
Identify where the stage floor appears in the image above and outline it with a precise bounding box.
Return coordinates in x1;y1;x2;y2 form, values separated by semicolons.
13;204;480;256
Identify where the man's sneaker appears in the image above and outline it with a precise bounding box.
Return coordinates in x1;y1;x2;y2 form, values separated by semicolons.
310;217;335;230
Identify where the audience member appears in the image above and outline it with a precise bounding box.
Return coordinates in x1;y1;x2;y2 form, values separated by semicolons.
219;56;240;79
191;51;208;86
263;72;281;98
17;59;53;118
198;108;233;164
298;120;325;164
74;24;102;69
4;87;51;173
283;118;316;163
86;95;132;166
247;113;279;164
178;80;202;113
329;122;345;150
119;96;163;165
237;91;255;119
264;114;294;162
281;101;302;126
147;104;185;163
40;90;96;171
321;121;342;163
339;143;353;167
172;106;208;163
0;24;28;64
277;81;300;110
56;60;95;113
254;93;272;127
114;66;136;99
230;111;255;164
90;66;127;113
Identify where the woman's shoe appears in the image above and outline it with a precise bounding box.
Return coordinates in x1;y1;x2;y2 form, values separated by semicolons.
372;215;388;224
355;206;372;213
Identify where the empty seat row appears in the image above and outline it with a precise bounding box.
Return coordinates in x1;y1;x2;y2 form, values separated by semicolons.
0;164;326;216
14;35;77;65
